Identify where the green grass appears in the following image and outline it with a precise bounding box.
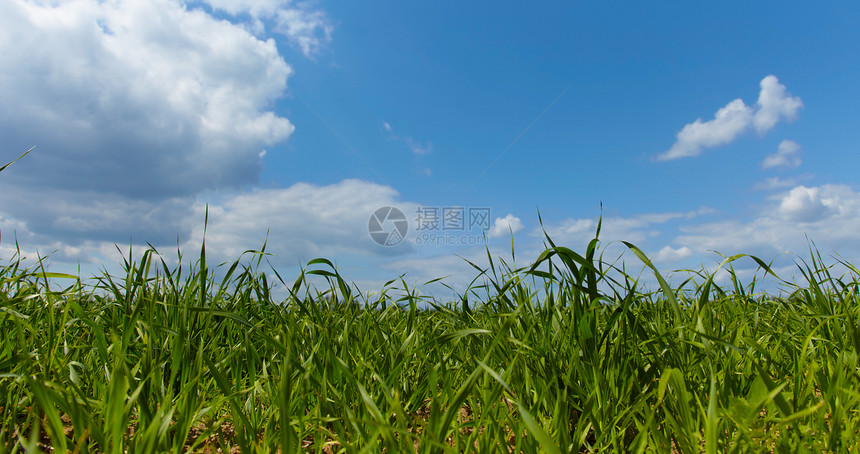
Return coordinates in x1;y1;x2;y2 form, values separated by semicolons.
1;227;859;453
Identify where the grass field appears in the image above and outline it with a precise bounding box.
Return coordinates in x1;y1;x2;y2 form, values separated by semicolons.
1;226;859;453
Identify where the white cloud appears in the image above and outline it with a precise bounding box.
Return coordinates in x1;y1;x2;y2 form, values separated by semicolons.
378;243;532;300
762;139;802;169
528;188;860;290
0;179;418;273
0;0;344;279
0;184;197;247
380;253;488;297
200;0;332;56
488;214;524;238
189;179;417;265
406;137;433;155
657;76;802;161
538;211;698;248
778;185;833;222
382;122;432;155
0;0;298;198
753;175;808;191
675;184;860;256
658;99;753;160
654;246;693;263
753;76;803;134
274;6;333;57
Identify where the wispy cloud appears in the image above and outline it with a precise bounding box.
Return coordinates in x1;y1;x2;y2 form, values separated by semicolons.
656;76;802;161
537;210;707;248
753;175;807;191
383;121;433;156
406;138;433;156
653;245;693;263
762;139;802;169
201;0;333;56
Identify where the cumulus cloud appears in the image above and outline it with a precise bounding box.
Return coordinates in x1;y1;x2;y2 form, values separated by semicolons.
188;179;418;265
1;179;418;271
190;183;854;291
657;76;802;161
0;0;301;198
0;0;341;276
753;76;804;134
0;187;195;246
762;139;802;169
529;188;860;289
778;185;833;222
675;184;860;256
488;214;524;238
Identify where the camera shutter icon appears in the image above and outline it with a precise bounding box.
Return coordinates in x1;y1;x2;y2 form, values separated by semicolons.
368;206;408;246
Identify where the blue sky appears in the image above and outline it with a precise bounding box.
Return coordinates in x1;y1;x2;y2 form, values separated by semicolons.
1;1;858;296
